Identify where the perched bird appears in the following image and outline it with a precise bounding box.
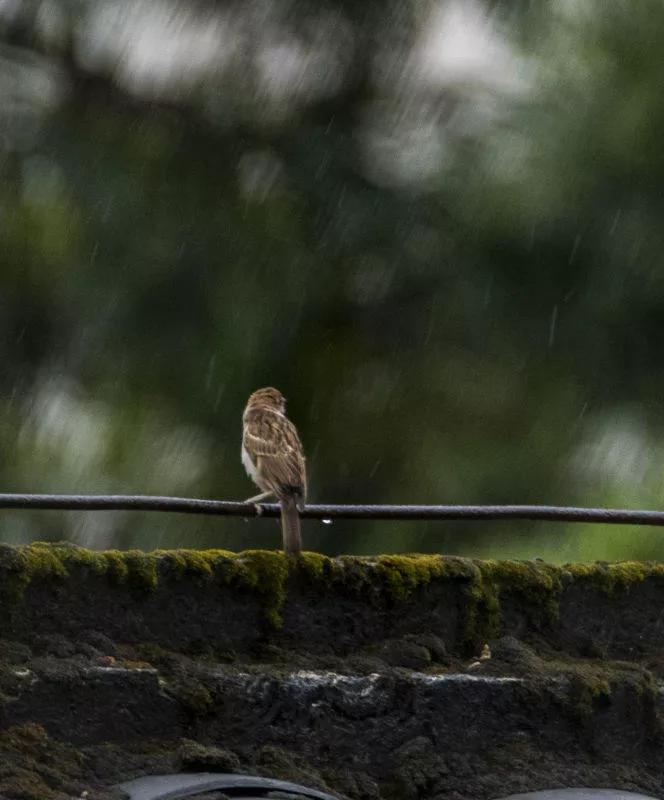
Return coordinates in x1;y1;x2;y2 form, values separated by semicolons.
242;387;307;555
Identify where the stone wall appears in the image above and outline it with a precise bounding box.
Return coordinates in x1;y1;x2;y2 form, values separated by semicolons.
0;543;662;800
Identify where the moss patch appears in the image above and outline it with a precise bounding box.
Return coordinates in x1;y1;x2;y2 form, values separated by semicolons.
3;545;664;646
566;560;664;595
0;544;291;627
0;723;120;799
223;549;290;627
478;559;564;630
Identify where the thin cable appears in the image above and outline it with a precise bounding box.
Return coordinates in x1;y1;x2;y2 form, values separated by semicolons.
0;493;663;526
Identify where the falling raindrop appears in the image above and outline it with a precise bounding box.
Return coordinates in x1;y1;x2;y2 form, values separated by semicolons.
609;208;622;236
548;305;558;349
205;354;217;390
483;275;493;308
568;234;581;265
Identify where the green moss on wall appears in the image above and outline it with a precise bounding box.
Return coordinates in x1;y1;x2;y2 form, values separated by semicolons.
2;544;664;643
479;559;564;629
556;659;659;723
566;561;664;595
0;543;292;628
0;723;95;800
224;549;290;627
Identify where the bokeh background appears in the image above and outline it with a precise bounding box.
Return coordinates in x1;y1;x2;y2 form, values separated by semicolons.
1;0;664;560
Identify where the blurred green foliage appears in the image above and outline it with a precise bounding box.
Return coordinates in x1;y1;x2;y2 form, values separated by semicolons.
1;0;664;560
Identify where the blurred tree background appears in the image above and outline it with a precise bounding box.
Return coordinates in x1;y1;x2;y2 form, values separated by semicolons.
1;0;664;560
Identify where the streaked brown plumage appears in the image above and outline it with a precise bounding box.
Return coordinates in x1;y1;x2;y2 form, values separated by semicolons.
242;387;306;554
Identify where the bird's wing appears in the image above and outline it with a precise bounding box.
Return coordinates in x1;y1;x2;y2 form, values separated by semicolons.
243;412;305;495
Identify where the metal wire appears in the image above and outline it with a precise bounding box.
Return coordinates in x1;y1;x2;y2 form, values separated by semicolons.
0;493;663;526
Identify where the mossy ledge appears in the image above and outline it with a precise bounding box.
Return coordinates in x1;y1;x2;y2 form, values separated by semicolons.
0;545;663;799
1;543;664;657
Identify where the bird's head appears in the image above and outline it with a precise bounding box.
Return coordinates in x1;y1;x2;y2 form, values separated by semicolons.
246;386;286;413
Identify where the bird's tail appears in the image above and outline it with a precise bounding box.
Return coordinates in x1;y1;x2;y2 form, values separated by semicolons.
280;495;302;555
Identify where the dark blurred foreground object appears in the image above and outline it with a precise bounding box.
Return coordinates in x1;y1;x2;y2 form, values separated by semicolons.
116;776;661;800
117;772;339;799
499;791;660;800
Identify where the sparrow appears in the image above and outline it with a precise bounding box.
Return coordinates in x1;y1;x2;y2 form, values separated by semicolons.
242;387;307;555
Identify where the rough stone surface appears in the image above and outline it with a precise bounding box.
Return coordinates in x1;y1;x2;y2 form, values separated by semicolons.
0;544;662;799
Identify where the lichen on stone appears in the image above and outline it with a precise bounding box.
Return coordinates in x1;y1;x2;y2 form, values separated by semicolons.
566;560;664;595
0;723;120;800
478;559;564;631
4;544;664;651
0;542;662;799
